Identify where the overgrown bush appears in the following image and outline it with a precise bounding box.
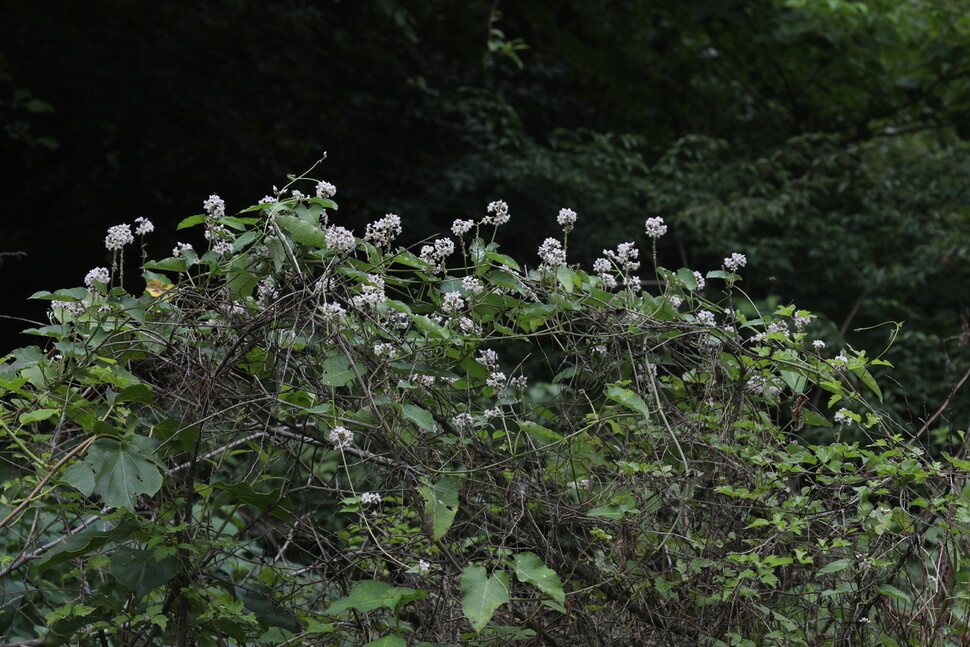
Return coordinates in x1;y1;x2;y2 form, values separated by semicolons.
1;161;968;646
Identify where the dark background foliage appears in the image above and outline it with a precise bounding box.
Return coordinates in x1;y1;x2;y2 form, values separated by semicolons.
3;0;970;434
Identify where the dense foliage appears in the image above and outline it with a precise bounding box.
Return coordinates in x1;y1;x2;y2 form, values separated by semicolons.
3;171;970;645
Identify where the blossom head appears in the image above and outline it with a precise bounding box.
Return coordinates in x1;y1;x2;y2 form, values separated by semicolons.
84;267;110;289
483;200;510;226
557;208;577;233
723;252;747;272
315;180;336;200
105;224;134;252
134;217;154;236
203;194;226;219
645;217;667;238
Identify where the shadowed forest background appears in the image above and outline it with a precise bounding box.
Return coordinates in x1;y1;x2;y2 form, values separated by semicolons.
2;0;970;438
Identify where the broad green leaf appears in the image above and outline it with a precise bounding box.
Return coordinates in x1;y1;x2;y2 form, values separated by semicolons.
403;404;437;431
875;583;911;603
413;315;451;340
326;580;425;615
274;214;328;247
517;420;563;449
555;267;574;293
63;461;96;496
320;353;356;387
512;552;565;606
418;476;459;540
19;408;59;424
485;251;520;271
854;367;883;402
460;565;510;633
818;558;851;575
605;385;651;418
84;435;163;510
676;267;697;290
198;481;293;521
33;521;138;572
235;584;301;631
109;546;177;598
116;383;155;404
176;214;206;230
364;637;407;647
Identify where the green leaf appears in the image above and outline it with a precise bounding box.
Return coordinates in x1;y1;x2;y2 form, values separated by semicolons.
176;214;207;230
33;521;138;572
460;565;510;633
274;214;328;248
605;385;651;418
116;383;155;404
418;476;459;540
84;436;163;510
326;580;425;615
19;408;59;424
512;552;565;606
875;583;911;603
320;353;356;387
198;481;293;521
818;558;851;575
363;637;407;647
676;267;697;290
403;404;437;431
517;420;563;449
485;251;520;271
235;584;301;631
109;546;177;598
63;461;96;496
413;315;451;340
854;367;883;402
556;267;574;293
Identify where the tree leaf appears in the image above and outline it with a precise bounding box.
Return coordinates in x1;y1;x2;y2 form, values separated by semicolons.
417;476;458;540
274;214;328;247
461;564;510;633
818;558;851;575
85;436;163;510
605;385;651;418
109;546;177;598
363;637;407;647
402;404;437;432
235;583;301;631
320;353;356;387
512;552;565;606
326;580;425;615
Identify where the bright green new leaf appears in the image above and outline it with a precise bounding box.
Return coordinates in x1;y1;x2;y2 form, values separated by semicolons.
605;385;651;418
460;565;510;633
19;408;59;424
363;636;407;647
418;476;458;540
818;558;851;575
326;580;425;615
274;214;328;247
512;552;565;606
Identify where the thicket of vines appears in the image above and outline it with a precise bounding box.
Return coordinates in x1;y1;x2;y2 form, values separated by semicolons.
2;163;969;646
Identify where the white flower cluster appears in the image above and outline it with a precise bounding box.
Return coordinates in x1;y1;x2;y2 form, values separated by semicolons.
352;275;386;308
486;371;507;389
537;238;567;268
483;407;501;419
365;213;402;247
668;295;682;308
84;267;110;289
595;242;640;288
315;180;336;200
752;321;789;343
416;559;432;574
451;413;474;430
203;194;226;219
318;302;346;321
172;242;196;263
419;238;456;272
105;224;134;252
134;217;154;236
483;200;510;225
257;280;278;306
477;348;499;370
812;339;826;350
644;216;667;238
360;492;381;505
328;425;354;449
745;376;781;398
50;300;86;318
373;343;397;359
441;291;465;315
794;314;812;331
258;195;277;205
451;219;475;236
834;410;852;424
204;222;235;256
461;276;483;295
557;208;577;233
593;257;616;289
723;252;747;272
457;316;477;334
692;271;705;291
696;310;716;326
325;225;356;253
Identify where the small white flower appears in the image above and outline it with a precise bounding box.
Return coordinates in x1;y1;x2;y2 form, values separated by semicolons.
373;343;397;359
134;217;154;236
834;410;851;424
319;302;346;321
593;258;611;274
441;291;465;315
644;216;667;238
692;271;705;291
723;252;747;272
360;492;381;505
603;242;640;273
325;225;356;252
458;316;477;334
84;267;110;288
203;194;226;219
510;375;528;389
105;224;134;251
417;559;432;574
413;374;436;388
483;200;510;225
451;219;475;236
812;339;826;350
593;345;607;355
794;315;812;330
452;413;474;429
477;349;499;369
538;238;567;268
696;310;716;326
557;208;577;233
315;180;336;199
486;371;507;389
352;275;387;308
669;295;682;308
257;280;278;305
834;353;849;366
258;195;277;205
365;214;402;246
483;407;501;419
461;276;483;294
434;238;455;259
328;425;354;449
172;242;196;262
